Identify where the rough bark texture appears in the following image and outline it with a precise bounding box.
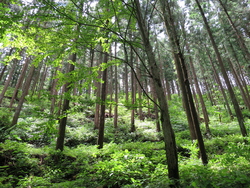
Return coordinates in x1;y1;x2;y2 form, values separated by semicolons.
12;61;35;126
0;62;17;105
133;0;179;183
204;47;233;118
94;50;103;130
188;50;211;135
195;0;247;136
9;58;29;108
130;48;136;132
114;43;118;129
56;54;76;151
217;0;250;61
97;51;108;149
159;0;208;165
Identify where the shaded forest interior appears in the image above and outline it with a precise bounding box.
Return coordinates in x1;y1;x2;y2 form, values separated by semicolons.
0;0;250;187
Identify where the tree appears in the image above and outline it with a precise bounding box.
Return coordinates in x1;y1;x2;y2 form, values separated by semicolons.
56;54;76;151
12;61;35;126
97;49;108;149
0;61;17;105
194;0;247;137
158;0;208;165
132;0;179;183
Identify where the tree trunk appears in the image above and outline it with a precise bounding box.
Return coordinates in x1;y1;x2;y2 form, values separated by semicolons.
9;58;29;108
97;51;108;149
136;60;143;121
0;65;7;83
94;48;103;130
124;63;129;101
56;54;76;151
227;41;250;108
133;0;179;183
114;42;118;129
151;78;161;132
0;61;17;105
188;49;211;135
195;0;247;136
50;66;61;115
37;65;48;99
217;0;250;61
159;0;208;165
130;48;136;132
12;61;35;126
204;47;233;118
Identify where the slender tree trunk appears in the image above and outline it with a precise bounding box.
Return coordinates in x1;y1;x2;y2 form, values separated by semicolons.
151;78;161;132
94;49;103;130
188;50;211;135
190;81;199;115
203;47;233;118
97;16;110;147
200;65;215;106
114;42;118;129
124;63;129;101
195;0;247;136
217;0;250;61
50;66;61;115
37;65;48;99
137;61;143;121
97;51;108;149
0;65;7;83
227;41;250;108
224;48;250;110
159;0;208;165
56;54;76;151
9;58;29;108
0;62;17;105
133;0;179;183
88;48;95;97
0;48;14;83
12;61;35;126
110;68;113;118
130;48;136;132
165;80;172;100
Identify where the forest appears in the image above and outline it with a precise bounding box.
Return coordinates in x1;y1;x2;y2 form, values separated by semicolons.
0;0;250;187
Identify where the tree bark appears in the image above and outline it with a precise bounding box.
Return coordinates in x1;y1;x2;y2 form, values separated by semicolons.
97;51;108;149
0;61;17;105
94;48;103;130
9;58;29;108
12;60;35;126
159;0;208;165
195;0;247;136
188;48;211;135
217;0;250;61
114;42;118;129
133;0;179;183
56;54;76;151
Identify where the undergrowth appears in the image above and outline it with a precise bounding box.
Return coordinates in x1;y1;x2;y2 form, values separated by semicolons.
0;93;250;188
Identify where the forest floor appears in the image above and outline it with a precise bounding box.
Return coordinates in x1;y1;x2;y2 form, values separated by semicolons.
0;95;250;188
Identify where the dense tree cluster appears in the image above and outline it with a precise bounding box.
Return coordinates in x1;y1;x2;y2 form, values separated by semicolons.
0;0;249;185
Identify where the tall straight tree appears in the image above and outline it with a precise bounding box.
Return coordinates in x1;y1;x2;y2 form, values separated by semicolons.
97;49;108;149
113;42;118;129
132;0;179;184
0;61;17;105
9;58;29;108
187;46;211;135
194;0;247;137
158;0;208;165
12;60;35;126
56;54;76;151
217;0;250;61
